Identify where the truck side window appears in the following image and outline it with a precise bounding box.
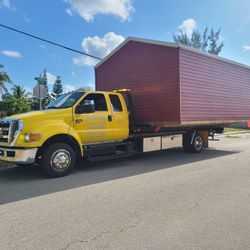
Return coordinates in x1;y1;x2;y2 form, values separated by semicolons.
82;93;108;111
109;94;123;112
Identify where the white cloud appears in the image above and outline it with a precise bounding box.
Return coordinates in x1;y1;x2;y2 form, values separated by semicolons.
38;44;47;50
23;14;31;23
65;8;72;16
65;84;75;92
73;56;99;67
46;72;57;85
237;15;250;32
0;0;10;8
243;44;250;52
0;0;15;10
178;18;197;37
73;32;125;67
65;0;134;22
1;50;22;58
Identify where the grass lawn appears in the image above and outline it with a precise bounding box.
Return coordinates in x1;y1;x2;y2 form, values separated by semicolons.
224;128;249;133
225;135;241;138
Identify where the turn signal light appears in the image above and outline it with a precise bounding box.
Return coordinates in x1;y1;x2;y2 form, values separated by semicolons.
24;133;42;142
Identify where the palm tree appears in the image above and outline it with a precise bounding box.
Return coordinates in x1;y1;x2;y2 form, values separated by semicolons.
0;65;12;94
12;85;31;99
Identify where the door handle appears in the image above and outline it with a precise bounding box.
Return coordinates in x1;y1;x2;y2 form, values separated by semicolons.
108;115;112;122
75;119;83;124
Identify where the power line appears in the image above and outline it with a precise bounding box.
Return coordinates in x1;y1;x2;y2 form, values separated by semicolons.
0;23;102;60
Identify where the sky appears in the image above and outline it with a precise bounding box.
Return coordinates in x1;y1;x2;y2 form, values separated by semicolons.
0;0;250;94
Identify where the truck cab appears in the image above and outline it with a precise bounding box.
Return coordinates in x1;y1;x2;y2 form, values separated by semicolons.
0;91;129;177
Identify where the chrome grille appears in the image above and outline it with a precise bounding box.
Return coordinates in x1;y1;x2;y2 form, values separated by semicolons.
0;121;11;143
0;119;21;144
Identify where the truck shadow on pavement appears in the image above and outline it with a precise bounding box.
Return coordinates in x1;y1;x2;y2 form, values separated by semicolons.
0;147;239;205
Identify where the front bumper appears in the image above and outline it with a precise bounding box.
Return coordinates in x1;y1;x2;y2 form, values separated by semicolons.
0;146;38;164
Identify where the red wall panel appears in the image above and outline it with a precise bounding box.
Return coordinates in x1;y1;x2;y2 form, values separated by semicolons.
179;49;250;123
96;41;180;124
95;38;250;126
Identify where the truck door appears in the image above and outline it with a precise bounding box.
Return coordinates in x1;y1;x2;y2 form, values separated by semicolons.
74;93;113;143
108;93;129;141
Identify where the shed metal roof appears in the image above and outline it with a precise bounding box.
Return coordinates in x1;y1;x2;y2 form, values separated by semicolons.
94;37;250;70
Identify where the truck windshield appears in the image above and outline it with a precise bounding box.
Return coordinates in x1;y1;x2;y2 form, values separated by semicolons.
46;92;85;109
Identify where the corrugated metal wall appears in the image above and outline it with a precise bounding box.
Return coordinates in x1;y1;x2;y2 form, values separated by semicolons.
96;38;250;126
179;49;250;123
96;41;180;124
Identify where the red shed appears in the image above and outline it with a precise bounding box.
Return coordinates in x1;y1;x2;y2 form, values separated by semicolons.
95;37;250;127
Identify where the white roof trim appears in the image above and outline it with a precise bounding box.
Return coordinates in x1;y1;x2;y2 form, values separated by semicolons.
94;37;250;70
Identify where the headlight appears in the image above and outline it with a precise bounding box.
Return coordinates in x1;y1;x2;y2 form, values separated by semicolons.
24;133;42;142
9;119;23;143
17;119;23;131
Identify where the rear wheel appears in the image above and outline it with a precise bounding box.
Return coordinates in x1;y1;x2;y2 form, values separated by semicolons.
192;134;203;153
40;143;76;177
183;133;203;153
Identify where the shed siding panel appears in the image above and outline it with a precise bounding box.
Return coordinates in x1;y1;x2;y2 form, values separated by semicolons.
96;41;180;124
180;49;250;122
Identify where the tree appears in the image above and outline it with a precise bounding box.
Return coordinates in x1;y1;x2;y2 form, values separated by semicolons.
76;86;92;91
9;98;31;115
12;85;31;99
208;28;224;55
52;76;63;99
34;69;52;109
41;69;48;91
173;31;191;47
0;64;12;95
29;97;40;111
0;85;31;116
173;27;224;55
42;93;54;108
41;70;54;108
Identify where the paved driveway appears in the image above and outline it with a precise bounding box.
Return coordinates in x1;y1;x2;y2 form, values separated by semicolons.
0;136;249;249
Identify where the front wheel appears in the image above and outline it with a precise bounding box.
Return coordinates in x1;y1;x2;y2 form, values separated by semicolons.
40;143;76;177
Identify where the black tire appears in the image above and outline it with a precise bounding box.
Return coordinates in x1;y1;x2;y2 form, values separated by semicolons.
183;133;203;153
183;134;192;152
192;134;203;153
40;143;76;177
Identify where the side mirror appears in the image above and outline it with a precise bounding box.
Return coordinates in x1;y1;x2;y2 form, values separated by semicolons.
76;104;95;114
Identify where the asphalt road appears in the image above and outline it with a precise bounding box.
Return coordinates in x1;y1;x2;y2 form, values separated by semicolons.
0;135;250;250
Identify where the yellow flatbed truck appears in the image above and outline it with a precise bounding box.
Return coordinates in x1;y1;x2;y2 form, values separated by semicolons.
0;90;222;177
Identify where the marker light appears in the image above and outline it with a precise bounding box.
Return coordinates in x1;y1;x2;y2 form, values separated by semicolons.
24;133;42;142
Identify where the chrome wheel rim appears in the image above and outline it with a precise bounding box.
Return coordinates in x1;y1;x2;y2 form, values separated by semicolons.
194;136;202;151
50;149;71;172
